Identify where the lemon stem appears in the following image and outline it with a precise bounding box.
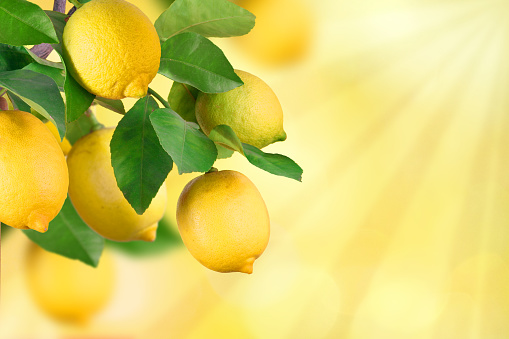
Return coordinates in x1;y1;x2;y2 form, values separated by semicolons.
148;87;171;109
207;167;218;173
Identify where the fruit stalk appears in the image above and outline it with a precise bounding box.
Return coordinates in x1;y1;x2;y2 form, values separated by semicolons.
148;87;171;109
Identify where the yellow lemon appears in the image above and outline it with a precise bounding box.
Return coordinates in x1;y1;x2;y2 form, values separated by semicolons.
177;170;270;274
26;244;115;324
45;121;72;155
234;0;314;66
0;110;68;233
67;128;167;242
62;0;161;99
195;70;286;149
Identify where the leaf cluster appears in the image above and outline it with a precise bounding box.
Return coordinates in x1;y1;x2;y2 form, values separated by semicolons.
0;0;302;265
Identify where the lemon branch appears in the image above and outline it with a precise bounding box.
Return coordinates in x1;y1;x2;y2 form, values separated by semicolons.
30;0;67;59
148;87;171;109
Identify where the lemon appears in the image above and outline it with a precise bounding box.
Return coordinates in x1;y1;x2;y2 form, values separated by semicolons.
45;121;72;155
62;0;161;99
67;128;167;242
195;70;286;149
234;0;313;66
26;244;115;324
0;110;68;233
177;170;270;274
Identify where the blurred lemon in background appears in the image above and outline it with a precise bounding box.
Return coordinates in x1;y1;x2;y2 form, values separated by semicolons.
67;128;167;242
233;0;314;66
26;244;115;324
177;170;270;274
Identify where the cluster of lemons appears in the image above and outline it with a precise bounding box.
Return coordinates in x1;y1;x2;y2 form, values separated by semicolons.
0;0;293;275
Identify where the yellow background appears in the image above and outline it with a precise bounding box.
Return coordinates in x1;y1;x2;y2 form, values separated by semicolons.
2;0;509;338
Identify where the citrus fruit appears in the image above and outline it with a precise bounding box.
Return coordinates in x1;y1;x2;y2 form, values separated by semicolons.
62;0;161;99
26;244;115;324
45;121;72;155
67;128;167;242
177;169;270;274
0;110;68;233
195;70;286;149
234;0;313;66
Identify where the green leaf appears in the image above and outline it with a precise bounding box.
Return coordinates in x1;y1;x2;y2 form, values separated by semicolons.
23;63;65;89
23;196;105;267
216;143;234;159
242;144;303;181
65;111;95;144
159;32;243;93
44;10;66;55
0;0;59;45
62;67;95;123
106;218;182;256
6;91;30;111
1;223;14;239
25;47;64;69
168;82;198;122
0;44;33;72
208;124;244;153
94;97;126;114
155;0;255;41
111;97;174;215
0;69;65;138
150;108;217;174
209;125;303;181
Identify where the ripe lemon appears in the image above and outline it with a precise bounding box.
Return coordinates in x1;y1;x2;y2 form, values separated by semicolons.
45;121;72;155
177;170;270;274
67;128;167;242
26;244;115;324
195;70;286;149
234;0;313;66
62;0;161;99
0;110;68;233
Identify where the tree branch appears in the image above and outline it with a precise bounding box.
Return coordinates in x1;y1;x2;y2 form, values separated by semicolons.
30;0;68;59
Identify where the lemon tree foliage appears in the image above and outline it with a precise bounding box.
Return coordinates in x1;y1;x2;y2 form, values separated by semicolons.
0;0;58;45
209;125;303;182
0;69;66;137
168;82;199;123
23;197;104;267
159;32;243;93
0;0;302;265
111;96;173;215
150;107;218;174
155;0;255;40
0;45;34;71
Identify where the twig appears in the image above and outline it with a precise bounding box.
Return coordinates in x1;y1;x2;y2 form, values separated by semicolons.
30;0;67;59
148;87;171;109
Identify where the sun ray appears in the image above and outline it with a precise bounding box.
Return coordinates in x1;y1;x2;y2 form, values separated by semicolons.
278;12;496;227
